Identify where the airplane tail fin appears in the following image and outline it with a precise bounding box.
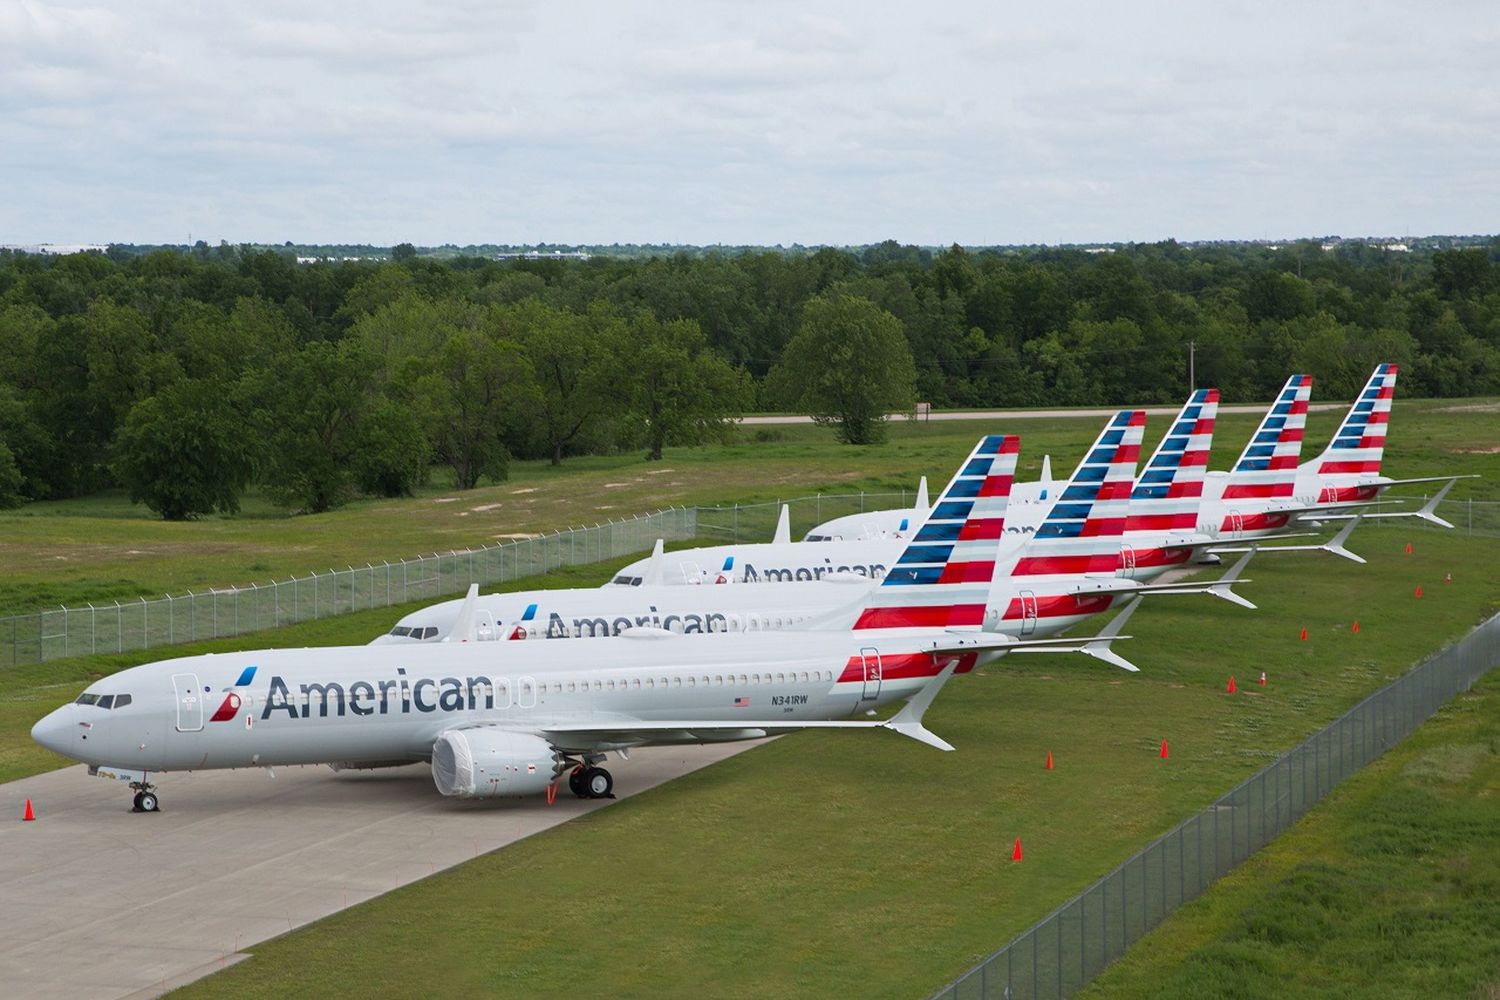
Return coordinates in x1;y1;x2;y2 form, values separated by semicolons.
851;434;1019;632
1223;374;1311;500
772;505;791;545
1126;388;1218;531
641;539;667;586
1005;410;1144;578
1305;363;1397;478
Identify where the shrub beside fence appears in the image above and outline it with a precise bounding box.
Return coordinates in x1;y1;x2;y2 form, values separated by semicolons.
0;508;696;668
933;608;1500;1000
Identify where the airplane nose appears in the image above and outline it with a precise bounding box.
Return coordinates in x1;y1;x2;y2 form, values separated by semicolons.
31;706;75;757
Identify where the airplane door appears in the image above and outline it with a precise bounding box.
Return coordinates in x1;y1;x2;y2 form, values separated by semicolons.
1227;510;1244;539
1120;545;1137;580
859;648;882;701
172;673;203;732
1019;591;1039;637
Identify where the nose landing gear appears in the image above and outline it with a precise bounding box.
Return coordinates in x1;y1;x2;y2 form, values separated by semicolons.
130;781;160;813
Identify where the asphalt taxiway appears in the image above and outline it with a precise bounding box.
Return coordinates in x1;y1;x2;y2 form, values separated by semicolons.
0;744;754;999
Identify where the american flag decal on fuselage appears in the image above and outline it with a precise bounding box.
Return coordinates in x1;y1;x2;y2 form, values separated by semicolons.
851;434;1018;631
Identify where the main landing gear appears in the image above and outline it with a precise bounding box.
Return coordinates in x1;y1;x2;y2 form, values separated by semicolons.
130;780;159;813
566;759;614;800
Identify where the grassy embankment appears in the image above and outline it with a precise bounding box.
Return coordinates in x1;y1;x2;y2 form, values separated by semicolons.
2;397;1495;618
140;525;1500;1000
1081;671;1500;1000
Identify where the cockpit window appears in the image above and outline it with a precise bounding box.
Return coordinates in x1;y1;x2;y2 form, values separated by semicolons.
390;625;412;637
806;534;828;542
75;692;98;705
114;694;132;708
421;627;439;640
97;695;115;709
611;575;643;586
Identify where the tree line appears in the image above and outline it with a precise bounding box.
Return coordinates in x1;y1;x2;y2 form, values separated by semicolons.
1;238;1497;518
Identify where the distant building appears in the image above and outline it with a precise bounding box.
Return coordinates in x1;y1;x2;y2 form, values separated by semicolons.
0;243;109;255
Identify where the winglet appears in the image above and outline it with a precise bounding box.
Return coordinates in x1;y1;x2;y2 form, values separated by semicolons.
915;476;929;511
1081;596;1143;671
642;539;667;586
1413;479;1458;529
772;505;791;545
1321;513;1367;564
445;583;481;643
882;662;958;751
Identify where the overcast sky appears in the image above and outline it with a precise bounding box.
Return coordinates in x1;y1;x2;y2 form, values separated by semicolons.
2;0;1496;247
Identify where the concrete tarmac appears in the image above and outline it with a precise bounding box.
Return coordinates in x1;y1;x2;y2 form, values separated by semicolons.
0;744;754;999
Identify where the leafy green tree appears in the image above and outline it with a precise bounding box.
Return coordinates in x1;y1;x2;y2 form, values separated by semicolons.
249;341;381;513
348;398;430;497
0;440;23;509
500;300;627;465
114;380;255;520
622;312;752;461
391;242;418;263
765;293;916;444
406;328;537;488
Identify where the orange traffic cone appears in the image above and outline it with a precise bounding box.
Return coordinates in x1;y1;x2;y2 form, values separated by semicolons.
1012;837;1023;861
23;799;35;821
1227;676;1237;694
1445;572;1453;584
1159;739;1170;759
1405;542;1412;554
1299;627;1307;641
1045;750;1054;770
1352;620;1360;634
1259;671;1267;687
1415;585;1422;598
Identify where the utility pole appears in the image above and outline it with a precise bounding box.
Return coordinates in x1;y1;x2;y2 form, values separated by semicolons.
1188;339;1196;392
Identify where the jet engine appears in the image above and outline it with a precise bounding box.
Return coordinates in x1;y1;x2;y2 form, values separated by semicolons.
431;728;561;798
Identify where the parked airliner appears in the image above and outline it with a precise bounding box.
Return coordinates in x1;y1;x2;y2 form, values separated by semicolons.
31;435;1070;811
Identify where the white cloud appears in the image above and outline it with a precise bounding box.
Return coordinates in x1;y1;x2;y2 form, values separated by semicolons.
1;0;1496;245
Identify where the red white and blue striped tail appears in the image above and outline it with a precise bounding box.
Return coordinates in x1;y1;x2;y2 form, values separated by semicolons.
1222;374;1312;500
852;434;1019;631
1306;363;1397;476
1008;410;1144;577
1126;389;1218;532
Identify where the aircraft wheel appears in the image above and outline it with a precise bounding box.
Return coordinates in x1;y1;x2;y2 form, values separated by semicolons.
568;767;588;798
137;791;159;813
132;792;144;812
583;766;613;799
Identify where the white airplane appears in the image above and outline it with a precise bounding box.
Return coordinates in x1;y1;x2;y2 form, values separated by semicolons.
378;412;1253;676
1191;365;1471;559
804;477;928;541
31;434;1076;811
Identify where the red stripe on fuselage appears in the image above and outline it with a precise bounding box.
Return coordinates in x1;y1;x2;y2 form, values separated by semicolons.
1317;485;1379;503
1003;592;1115;622
1011;555;1120;575
1123;546;1193;570
852;604;986;629
1318;461;1381;474
1221;511;1291;532
1125;512;1197;531
836;652;956;684
1222;483;1294;499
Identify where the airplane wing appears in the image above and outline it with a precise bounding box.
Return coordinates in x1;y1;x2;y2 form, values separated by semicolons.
526;662;964;752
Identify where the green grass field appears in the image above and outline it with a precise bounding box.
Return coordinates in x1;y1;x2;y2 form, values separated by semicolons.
1079;671;1500;1000
2;396;1496;998
2;397;1496;617
114;524;1499;1000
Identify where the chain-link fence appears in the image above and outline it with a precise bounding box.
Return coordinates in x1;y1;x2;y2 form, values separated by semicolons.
934;608;1500;1000
0;508;696;668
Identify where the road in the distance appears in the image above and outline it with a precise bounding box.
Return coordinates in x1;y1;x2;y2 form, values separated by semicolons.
739;403;1341;425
